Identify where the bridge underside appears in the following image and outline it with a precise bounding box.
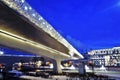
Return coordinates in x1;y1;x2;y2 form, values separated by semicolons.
0;2;72;60
0;1;84;74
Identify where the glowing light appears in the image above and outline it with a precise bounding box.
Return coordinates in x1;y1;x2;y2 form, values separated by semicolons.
42;22;45;25
1;0;83;59
69;65;75;70
29;7;32;10
32;13;35;17
21;0;25;3
24;6;28;10
36;61;42;67
60;65;64;69
0;51;4;55
50;64;53;69
0;30;70;58
63;63;69;67
46;25;49;28
38;17;43;20
100;65;106;71
18;62;22;67
85;65;89;70
49;27;52;30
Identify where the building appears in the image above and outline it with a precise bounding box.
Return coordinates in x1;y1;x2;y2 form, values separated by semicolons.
88;47;120;67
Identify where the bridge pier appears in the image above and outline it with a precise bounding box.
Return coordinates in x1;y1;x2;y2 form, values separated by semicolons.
53;59;62;74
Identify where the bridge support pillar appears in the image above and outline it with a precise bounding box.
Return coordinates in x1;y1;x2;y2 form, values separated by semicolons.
53;59;62;74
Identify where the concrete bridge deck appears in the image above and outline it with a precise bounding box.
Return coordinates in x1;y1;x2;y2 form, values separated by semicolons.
0;0;83;73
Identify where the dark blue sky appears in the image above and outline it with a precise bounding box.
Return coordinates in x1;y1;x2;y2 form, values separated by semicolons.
0;46;34;55
26;0;120;52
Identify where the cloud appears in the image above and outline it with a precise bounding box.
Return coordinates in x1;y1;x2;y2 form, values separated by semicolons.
66;35;86;50
57;29;87;52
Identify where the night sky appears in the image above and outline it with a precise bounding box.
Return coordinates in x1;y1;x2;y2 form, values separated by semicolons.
26;0;120;52
0;46;34;55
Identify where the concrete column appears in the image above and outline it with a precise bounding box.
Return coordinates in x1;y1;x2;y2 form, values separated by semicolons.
53;59;62;74
56;59;62;74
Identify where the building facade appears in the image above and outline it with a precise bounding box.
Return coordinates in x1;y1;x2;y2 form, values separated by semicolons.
88;47;120;67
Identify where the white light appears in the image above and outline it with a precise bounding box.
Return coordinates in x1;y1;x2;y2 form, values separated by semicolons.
29;7;32;10
0;51;4;55
21;0;25;3
38;18;41;20
38;17;43;20
46;25;49;28
85;65;89;70
69;65;75;70
60;65;64;69
100;65;106;71
42;22;45;24
49;27;52;30
0;30;70;58
32;13;35;17
36;61;42;67
50;64;53;69
24;6;28;10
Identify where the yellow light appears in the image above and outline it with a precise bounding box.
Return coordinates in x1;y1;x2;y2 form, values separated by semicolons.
36;61;42;67
0;29;70;58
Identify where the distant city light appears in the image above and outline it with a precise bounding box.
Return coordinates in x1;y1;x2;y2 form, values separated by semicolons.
0;51;4;55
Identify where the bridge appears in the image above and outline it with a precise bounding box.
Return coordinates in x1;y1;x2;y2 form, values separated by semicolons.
0;0;83;73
